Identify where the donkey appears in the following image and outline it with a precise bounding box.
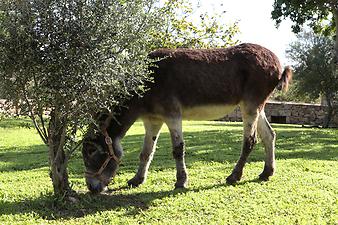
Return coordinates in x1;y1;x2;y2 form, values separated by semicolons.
82;43;292;193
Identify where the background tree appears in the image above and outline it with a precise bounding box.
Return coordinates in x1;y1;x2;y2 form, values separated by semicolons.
286;31;337;127
271;0;338;95
153;0;239;48
270;84;316;103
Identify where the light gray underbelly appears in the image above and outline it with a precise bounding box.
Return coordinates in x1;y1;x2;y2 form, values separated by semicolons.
182;104;237;120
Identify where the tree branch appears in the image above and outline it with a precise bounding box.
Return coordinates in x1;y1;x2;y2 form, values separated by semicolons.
32;73;49;141
66;139;83;159
39;112;48;141
22;86;48;144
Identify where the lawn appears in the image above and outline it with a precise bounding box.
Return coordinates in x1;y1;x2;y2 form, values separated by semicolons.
0;118;337;224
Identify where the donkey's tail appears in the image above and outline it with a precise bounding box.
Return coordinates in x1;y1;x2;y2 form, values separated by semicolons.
277;66;293;92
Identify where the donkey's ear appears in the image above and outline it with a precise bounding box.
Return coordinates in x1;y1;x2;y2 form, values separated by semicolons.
85;126;95;139
94;108;110;120
96;111;112;130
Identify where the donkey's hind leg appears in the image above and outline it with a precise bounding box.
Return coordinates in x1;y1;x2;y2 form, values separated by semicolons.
166;117;188;189
226;104;259;184
128;118;163;187
257;110;276;181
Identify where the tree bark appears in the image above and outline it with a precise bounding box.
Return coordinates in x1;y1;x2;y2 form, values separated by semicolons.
48;109;71;196
327;7;338;129
334;8;338;79
323;93;333;128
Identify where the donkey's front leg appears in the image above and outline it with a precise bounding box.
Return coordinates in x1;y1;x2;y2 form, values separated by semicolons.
128;118;163;187
166;118;188;189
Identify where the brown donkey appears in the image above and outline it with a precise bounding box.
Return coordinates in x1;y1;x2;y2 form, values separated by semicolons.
82;43;292;193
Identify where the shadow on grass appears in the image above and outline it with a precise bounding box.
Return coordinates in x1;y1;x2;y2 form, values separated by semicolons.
0;177;264;220
275;129;338;161
120;128;337;172
0;117;34;129
1;127;337;173
0;145;49;172
121;130;244;170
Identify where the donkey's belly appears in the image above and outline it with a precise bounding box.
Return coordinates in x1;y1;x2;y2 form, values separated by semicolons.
182;104;237;120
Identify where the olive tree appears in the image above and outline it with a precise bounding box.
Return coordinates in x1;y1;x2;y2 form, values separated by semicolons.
0;0;162;196
271;0;338;92
153;0;239;48
287;31;337;127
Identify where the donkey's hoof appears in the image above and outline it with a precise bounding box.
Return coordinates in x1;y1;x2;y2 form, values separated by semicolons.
259;166;274;181
174;184;187;190
258;172;273;181
174;180;188;189
226;174;240;185
258;174;270;181
127;176;144;188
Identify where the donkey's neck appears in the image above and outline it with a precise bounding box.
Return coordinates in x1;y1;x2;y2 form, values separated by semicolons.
107;98;142;140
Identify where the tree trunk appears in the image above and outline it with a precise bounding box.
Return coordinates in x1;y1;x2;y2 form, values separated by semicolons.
327;7;338;128
334;8;338;80
323;94;333;128
48;109;71;196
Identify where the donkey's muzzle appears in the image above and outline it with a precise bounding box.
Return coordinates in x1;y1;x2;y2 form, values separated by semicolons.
86;177;107;193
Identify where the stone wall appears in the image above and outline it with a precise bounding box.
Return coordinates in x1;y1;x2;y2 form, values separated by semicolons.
221;101;338;127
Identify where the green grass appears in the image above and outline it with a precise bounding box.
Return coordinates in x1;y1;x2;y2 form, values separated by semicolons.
0;118;337;224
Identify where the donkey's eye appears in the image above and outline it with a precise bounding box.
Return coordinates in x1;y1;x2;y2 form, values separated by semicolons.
87;147;97;157
96;145;105;154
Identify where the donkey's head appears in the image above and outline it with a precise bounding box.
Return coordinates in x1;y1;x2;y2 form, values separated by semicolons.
82;112;121;193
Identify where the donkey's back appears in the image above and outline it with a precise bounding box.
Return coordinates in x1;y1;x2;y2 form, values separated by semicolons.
141;43;284;120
